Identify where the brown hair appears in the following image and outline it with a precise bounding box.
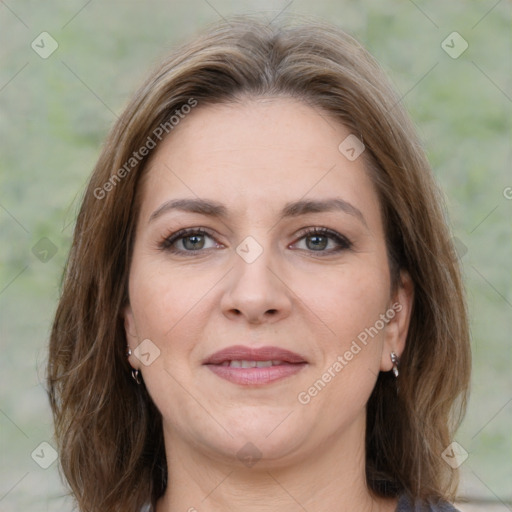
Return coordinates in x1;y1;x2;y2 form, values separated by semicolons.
47;14;471;511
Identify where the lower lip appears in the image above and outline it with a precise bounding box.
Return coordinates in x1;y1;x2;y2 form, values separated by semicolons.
205;363;307;385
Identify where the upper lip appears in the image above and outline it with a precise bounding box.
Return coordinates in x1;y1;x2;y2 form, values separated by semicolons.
203;345;308;365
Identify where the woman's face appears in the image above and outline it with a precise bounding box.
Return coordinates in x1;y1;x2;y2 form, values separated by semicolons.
124;97;412;466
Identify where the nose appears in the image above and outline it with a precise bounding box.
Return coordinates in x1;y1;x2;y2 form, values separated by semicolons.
220;246;292;325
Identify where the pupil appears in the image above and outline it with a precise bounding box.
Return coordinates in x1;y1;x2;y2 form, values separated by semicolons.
307;235;327;251
184;235;204;250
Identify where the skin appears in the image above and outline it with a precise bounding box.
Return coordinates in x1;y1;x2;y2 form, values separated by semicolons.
124;97;414;512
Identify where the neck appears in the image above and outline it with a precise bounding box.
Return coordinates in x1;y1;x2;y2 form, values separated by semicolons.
156;414;397;512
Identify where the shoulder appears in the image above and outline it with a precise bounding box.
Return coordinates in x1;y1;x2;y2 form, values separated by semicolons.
396;494;461;512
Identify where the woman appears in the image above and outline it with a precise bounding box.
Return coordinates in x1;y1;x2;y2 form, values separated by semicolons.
47;14;471;512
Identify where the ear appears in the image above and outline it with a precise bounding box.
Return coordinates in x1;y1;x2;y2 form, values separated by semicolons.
380;270;414;372
123;304;139;370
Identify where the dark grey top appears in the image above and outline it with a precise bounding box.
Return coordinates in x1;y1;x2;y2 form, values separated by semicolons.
143;494;460;511
396;494;460;511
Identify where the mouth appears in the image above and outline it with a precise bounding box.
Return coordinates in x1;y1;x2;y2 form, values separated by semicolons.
203;345;308;386
215;359;294;367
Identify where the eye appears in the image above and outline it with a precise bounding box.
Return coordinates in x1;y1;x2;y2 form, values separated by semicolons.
159;228;221;254
158;226;351;256
292;227;352;254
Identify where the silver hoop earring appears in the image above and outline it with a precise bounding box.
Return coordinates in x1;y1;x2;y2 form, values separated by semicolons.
131;369;142;385
390;351;400;378
127;346;141;384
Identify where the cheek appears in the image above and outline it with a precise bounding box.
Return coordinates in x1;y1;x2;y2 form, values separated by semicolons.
294;260;390;351
127;264;212;411
295;268;389;424
129;260;209;337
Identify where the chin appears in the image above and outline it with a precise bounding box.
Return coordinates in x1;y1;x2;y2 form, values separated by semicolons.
200;412;309;466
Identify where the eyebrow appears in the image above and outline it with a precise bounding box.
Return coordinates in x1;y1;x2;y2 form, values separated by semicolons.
149;197;368;228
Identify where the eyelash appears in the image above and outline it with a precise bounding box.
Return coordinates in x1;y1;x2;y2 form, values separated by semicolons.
158;226;352;256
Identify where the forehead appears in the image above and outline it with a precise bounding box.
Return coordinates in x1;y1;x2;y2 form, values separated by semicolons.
138;97;381;227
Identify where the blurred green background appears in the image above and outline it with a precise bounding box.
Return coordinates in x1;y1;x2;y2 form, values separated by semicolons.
0;1;510;510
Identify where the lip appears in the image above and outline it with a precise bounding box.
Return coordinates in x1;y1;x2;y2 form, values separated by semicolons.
203;345;308;386
203;345;307;365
